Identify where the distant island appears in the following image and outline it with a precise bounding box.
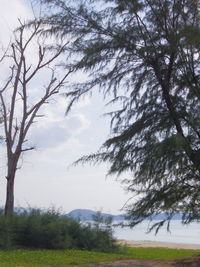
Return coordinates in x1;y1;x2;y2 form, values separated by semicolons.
66;209;126;221
66;209;182;221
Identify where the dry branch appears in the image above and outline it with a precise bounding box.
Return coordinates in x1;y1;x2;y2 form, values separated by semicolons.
0;21;72;216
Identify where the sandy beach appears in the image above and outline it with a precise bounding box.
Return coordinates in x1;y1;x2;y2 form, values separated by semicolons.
119;240;200;250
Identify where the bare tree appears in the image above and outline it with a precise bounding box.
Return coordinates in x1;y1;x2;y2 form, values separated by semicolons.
0;21;72;216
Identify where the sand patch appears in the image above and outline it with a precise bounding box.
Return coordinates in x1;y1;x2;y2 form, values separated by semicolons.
118;240;200;250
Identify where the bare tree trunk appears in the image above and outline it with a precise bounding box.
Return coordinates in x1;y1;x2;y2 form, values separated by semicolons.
5;176;15;216
4;157;17;216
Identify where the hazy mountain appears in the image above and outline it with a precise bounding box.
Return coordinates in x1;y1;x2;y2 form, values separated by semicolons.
67;209;126;221
67;209;182;221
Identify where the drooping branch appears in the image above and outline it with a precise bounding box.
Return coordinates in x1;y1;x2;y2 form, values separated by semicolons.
37;0;200;228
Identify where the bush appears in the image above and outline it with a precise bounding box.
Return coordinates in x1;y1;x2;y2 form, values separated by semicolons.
0;208;116;252
0;210;15;249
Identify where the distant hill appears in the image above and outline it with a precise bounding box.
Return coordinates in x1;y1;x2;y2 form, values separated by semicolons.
66;209;182;221
67;209;126;221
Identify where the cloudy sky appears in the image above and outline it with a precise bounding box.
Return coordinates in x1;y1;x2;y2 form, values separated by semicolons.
0;0;132;215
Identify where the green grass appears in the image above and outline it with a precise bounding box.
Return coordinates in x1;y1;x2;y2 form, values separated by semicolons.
123;247;200;261
0;247;199;266
0;249;125;266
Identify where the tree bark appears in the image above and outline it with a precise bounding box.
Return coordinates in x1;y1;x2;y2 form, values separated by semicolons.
152;57;200;171
4;156;17;216
5;176;15;216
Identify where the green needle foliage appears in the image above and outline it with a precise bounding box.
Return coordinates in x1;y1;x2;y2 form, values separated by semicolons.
39;0;200;231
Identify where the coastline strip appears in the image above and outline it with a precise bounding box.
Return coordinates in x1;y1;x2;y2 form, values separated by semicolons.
118;240;200;250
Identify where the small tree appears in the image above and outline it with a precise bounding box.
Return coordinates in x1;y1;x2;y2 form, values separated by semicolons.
39;0;200;230
0;20;72;216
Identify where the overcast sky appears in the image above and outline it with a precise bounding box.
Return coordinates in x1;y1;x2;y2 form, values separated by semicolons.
0;0;132;215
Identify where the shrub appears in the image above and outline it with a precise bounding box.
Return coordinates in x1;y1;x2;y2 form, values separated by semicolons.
0;208;116;252
0;210;15;249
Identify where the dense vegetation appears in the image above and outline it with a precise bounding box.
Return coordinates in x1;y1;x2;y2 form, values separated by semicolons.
0;208;115;252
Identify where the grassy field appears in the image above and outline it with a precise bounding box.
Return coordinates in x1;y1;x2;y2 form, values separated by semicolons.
124;247;200;261
0;247;199;267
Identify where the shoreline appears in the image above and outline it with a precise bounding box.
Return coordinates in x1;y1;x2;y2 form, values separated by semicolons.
118;240;200;250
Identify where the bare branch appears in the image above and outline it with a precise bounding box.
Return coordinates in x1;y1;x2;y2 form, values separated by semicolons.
0;67;15;149
26;42;69;83
21;146;35;152
0;43;10;63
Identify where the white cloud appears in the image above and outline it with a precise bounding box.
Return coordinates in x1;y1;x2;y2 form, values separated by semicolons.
27;95;91;149
66;113;91;135
29;122;70;148
75;95;91;108
0;0;33;45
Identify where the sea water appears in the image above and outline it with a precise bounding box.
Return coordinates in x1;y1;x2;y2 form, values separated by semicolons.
113;220;200;244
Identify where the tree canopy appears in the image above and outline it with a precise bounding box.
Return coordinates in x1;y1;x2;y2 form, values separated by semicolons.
39;0;200;231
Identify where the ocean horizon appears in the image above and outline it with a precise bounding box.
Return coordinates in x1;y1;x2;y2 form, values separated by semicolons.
113;220;200;245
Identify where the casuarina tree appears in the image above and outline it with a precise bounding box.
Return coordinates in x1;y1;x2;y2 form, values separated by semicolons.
39;0;200;231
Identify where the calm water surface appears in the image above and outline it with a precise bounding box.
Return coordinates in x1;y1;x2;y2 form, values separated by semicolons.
113;220;200;244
